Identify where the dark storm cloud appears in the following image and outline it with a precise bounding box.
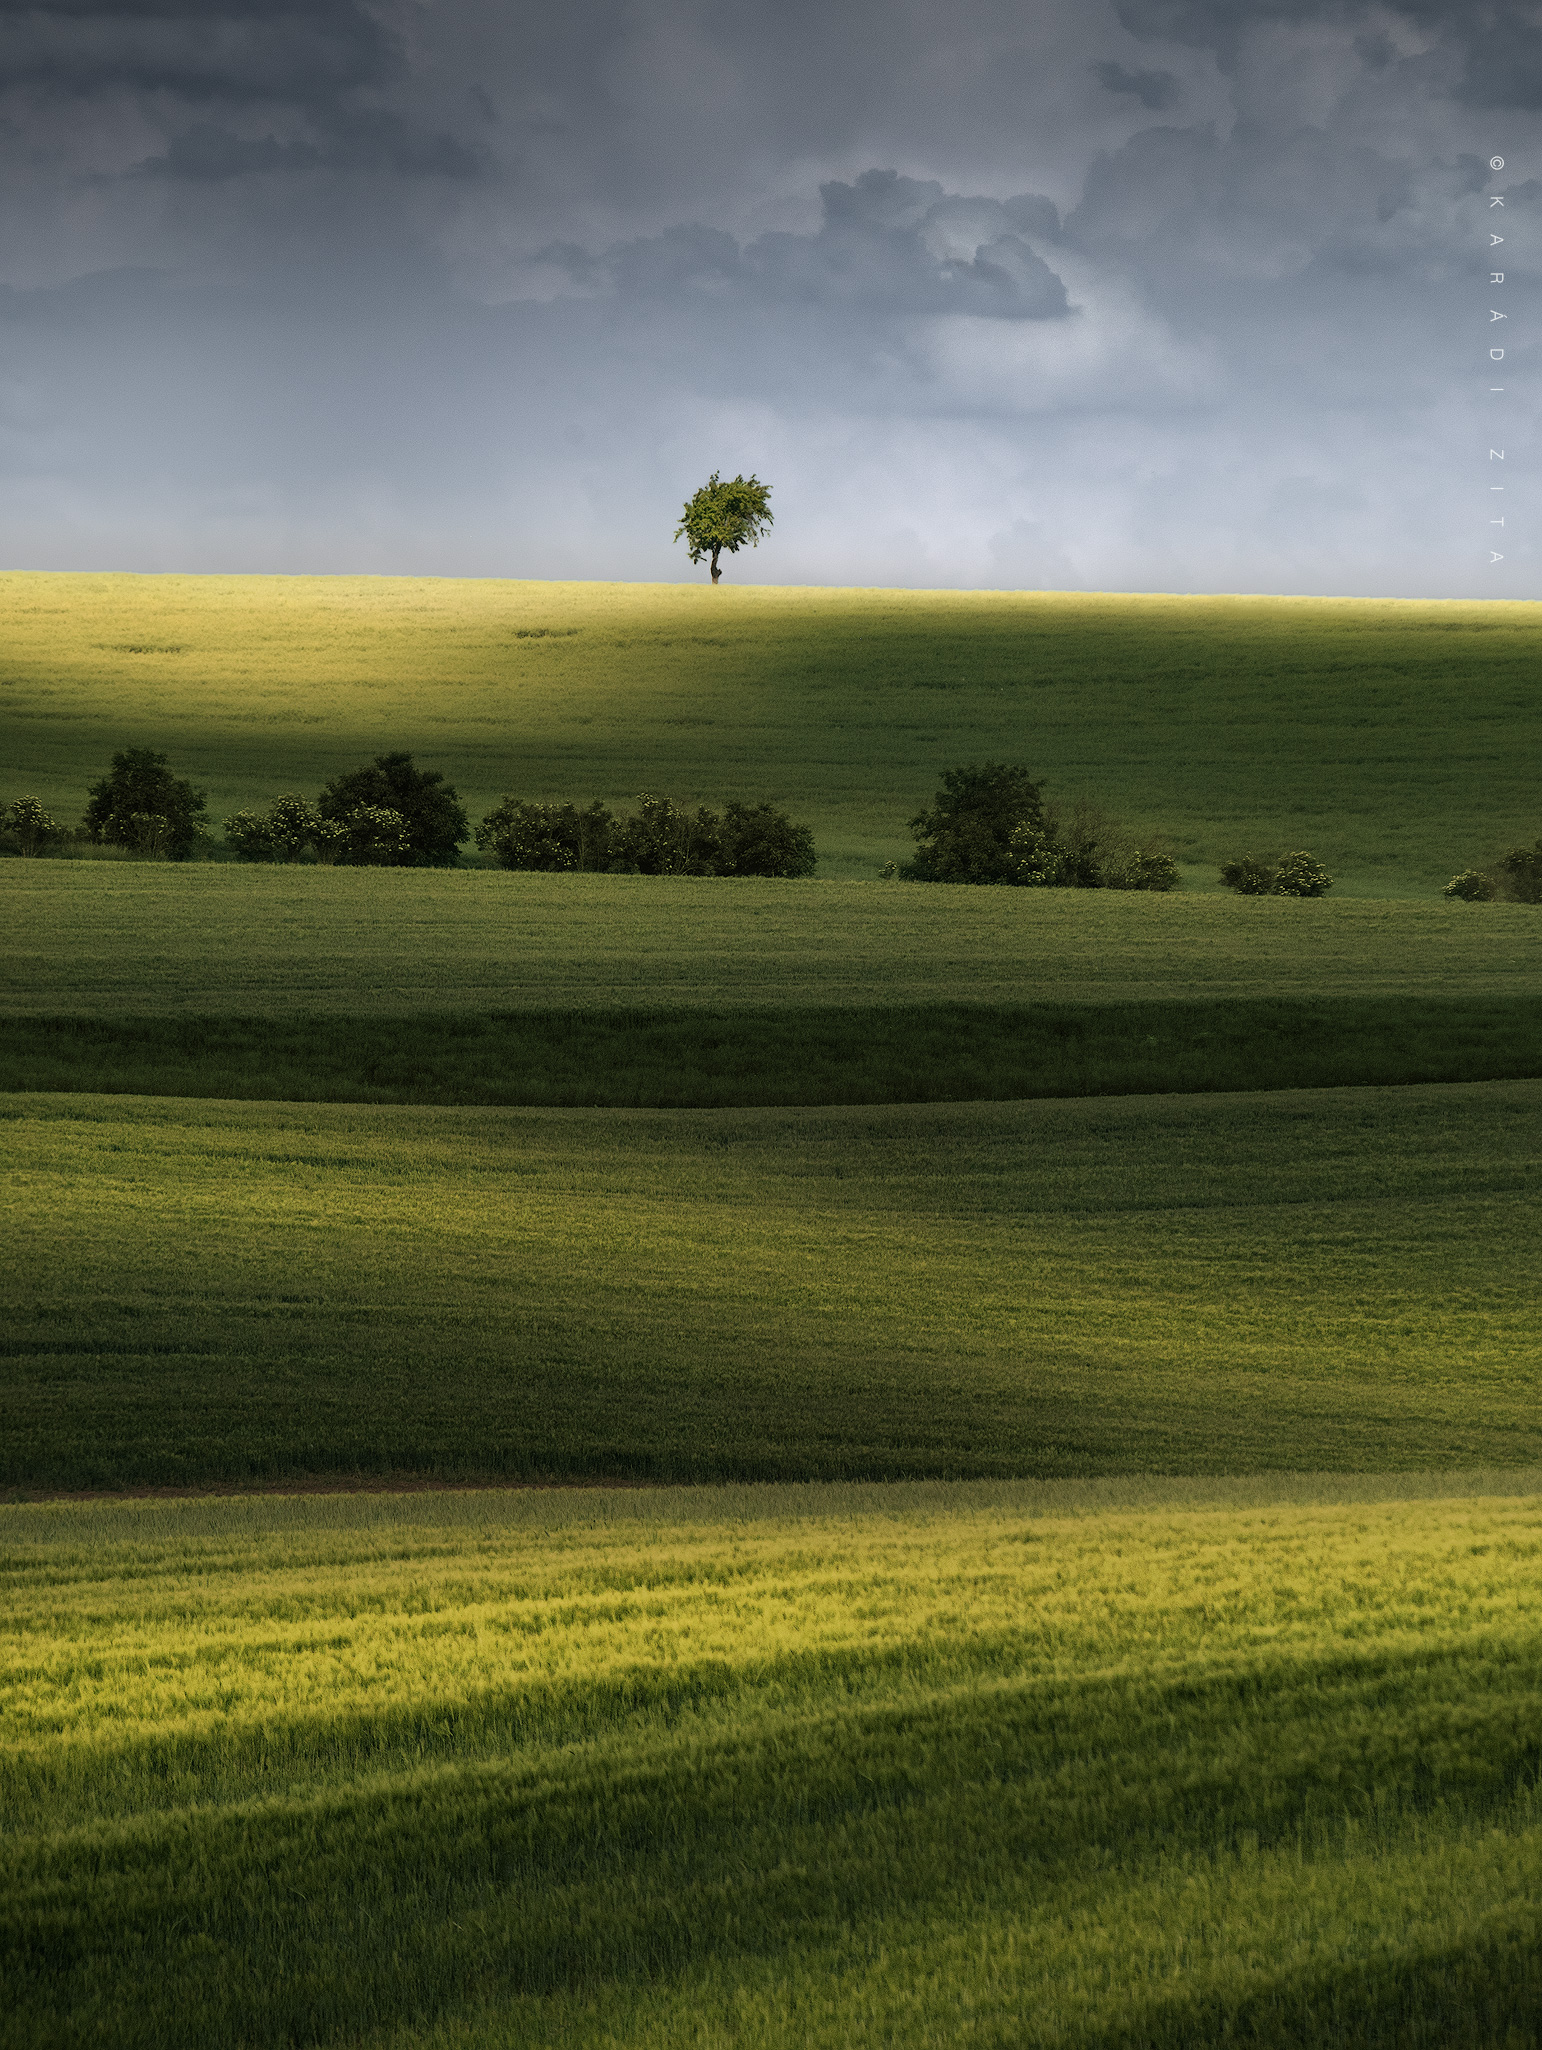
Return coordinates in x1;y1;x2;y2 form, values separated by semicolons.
543;171;1071;321
135;114;478;181
1091;60;1181;109
0;0;394;101
1115;0;1542;107
0;0;476;181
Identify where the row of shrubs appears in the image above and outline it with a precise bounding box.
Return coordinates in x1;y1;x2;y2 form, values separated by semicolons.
0;749;819;878
6;750;1537;899
229;785;817;878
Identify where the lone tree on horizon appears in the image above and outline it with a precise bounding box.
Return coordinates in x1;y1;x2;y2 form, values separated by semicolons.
674;471;773;583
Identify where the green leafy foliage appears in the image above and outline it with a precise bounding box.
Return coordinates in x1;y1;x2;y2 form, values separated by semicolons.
673;471;773;582
902;761;1045;882
475;799;615;872
906;769;1174;889
1273;850;1333;897
317;752;468;867
81;747;208;860
718;800;817;878
1219;855;1278;895
221;793;326;862
1445;868;1500;902
1222;851;1333;897
0;796;63;857
609;793;724;875
1008;801;1179;891
476;795;816;877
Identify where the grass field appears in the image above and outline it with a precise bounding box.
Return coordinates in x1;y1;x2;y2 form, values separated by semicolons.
2;572;1538;884
7;572;1542;2043
6;1475;1542;2048
5;1080;1539;1492
7;865;1539;1015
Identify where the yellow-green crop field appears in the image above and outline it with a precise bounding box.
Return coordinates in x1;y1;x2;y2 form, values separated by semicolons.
3;571;1540;885
6;1476;1542;2048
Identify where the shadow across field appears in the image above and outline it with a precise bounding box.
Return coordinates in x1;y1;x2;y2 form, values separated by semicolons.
5;995;1542;1106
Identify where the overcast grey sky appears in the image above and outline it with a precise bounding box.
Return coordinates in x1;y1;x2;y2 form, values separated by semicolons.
0;0;1535;593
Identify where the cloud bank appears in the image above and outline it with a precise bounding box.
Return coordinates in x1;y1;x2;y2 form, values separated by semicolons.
0;0;1534;594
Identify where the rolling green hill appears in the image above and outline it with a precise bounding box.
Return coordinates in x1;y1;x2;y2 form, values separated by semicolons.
2;572;1537;885
6;574;1542;2047
6;1080;1539;1493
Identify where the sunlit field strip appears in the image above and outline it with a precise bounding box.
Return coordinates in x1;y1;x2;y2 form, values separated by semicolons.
5;1081;1541;1491
5;866;1539;1017
5;1475;1542;2046
3;572;1539;882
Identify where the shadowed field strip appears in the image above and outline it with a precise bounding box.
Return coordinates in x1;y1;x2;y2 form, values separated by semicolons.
4;1475;1542;2046
4;1081;1539;1491
5;995;1542;1106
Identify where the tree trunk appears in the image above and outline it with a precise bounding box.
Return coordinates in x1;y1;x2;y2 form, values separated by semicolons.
710;546;721;583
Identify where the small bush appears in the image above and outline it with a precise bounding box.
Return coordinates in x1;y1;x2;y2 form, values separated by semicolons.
1;796;65;857
718;801;817;879
1219;855;1277;896
476;794;816;878
1272;851;1333;898
224;795;329;862
906;770;1176;891
223;808;279;861
1444;869;1500;903
1221;852;1332;898
610;794;724;876
1003;802;1178;892
342;805;412;865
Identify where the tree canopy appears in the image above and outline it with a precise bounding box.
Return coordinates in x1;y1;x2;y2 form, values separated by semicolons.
902;762;1045;884
83;747;208;859
674;472;773;583
316;753;468;867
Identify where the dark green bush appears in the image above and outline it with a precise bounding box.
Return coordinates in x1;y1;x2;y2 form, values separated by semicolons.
907;773;1176;891
718;801;817;879
476;799;614;872
1219;855;1277;896
476;794;816;878
609;795;726;876
902;762;1044;883
1272;851;1333;897
317;753;468;867
82;748;209;860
